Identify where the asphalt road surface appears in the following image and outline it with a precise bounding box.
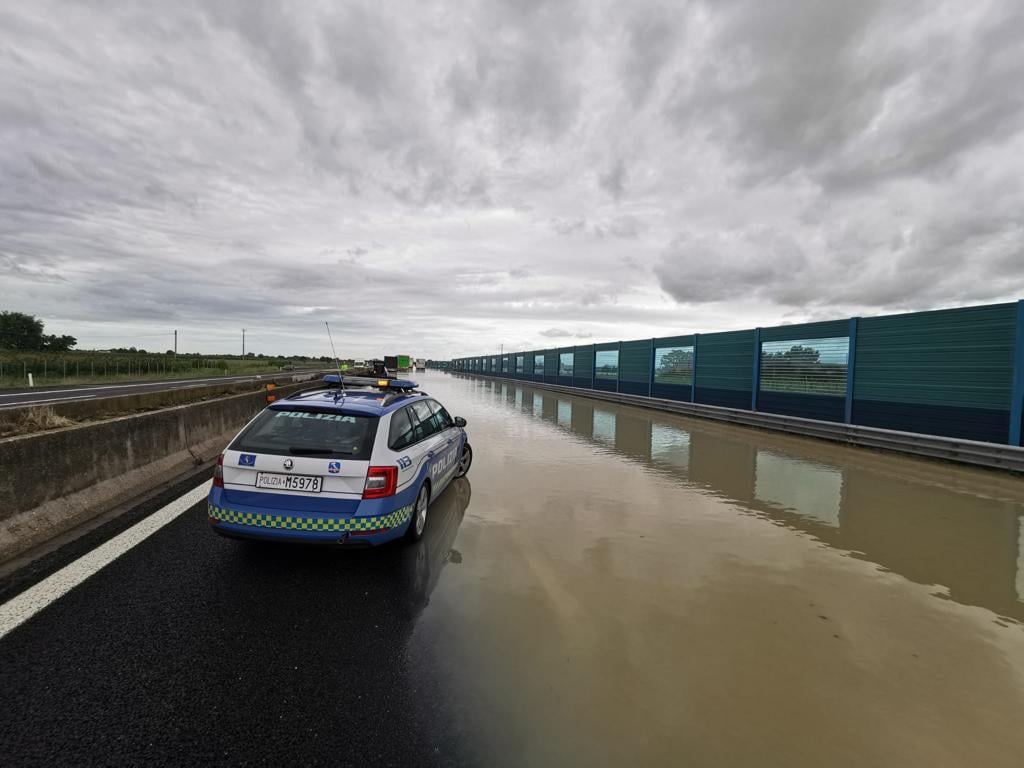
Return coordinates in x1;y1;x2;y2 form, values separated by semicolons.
0;371;320;410
4;372;1024;766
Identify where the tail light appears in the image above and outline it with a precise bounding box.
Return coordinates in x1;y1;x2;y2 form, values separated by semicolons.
363;466;397;499
213;454;224;488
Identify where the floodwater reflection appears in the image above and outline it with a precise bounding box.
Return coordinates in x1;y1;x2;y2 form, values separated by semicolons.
493;380;1024;622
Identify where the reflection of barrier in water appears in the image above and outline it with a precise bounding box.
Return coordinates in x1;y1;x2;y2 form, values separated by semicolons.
651;424;690;470
557;400;571;428
1018;521;1024;602
755;450;843;527
592;409;615;444
500;380;1024;622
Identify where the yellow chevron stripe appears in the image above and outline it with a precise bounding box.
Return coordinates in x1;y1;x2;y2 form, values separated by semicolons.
208;503;415;533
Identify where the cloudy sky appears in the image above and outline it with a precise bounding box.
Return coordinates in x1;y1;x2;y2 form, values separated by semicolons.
2;0;1023;358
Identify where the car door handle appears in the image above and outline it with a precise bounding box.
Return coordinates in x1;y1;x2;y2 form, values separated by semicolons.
427;451;435;459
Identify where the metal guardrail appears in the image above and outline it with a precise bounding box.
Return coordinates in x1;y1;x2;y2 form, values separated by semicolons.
456;373;1024;474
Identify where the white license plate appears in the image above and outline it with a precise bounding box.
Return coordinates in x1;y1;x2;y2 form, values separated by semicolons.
255;472;323;493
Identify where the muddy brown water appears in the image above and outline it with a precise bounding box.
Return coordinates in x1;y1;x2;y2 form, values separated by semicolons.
413;373;1024;767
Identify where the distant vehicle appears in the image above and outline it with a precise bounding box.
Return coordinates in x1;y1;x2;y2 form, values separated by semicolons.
279;364;296;371
208;375;473;546
397;354;411;372
414;358;426;371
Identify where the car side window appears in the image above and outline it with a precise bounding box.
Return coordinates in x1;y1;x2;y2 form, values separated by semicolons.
409;400;438;442
426;400;453;430
388;407;416;451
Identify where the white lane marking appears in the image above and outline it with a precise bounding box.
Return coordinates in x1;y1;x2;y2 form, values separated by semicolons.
0;482;210;640
0;374;262;399
0;394;97;409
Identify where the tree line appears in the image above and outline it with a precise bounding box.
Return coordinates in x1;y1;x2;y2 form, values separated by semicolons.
0;311;76;351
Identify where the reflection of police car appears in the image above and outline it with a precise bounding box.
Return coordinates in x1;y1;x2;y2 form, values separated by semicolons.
208;375;472;546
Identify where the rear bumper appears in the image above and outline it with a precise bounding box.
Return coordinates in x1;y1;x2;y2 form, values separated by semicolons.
207;491;415;546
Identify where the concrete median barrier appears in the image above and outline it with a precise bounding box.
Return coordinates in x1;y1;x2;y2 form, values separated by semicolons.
0;381;313;566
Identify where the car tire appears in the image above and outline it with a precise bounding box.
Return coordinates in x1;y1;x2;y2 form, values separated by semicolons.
454;443;473;478
406;483;430;542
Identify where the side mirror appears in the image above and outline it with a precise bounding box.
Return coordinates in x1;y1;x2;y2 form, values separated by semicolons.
454;416;467;428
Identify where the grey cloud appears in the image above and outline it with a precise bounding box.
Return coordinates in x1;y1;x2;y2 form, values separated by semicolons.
656;209;1024;310
621;3;682;107
444;0;584;140
655;229;809;304
538;328;591;339
0;252;67;283
606;216;642;239
599;159;627;200
2;0;1022;358
551;218;587;236
665;0;1024;190
551;215;643;239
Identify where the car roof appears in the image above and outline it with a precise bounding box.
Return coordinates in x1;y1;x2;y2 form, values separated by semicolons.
269;387;429;417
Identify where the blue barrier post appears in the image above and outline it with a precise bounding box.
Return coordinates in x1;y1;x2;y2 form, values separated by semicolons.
751;328;761;411
1010;300;1024;445
845;317;859;424
691;333;699;403
649;338;655;397
616;341;622;393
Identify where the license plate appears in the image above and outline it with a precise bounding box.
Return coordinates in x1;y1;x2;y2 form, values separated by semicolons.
255;472;323;493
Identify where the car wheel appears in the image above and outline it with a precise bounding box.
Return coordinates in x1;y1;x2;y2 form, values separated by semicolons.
454;443;473;478
406;483;430;542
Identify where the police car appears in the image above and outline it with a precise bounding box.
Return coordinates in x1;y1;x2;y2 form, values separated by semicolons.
207;375;472;546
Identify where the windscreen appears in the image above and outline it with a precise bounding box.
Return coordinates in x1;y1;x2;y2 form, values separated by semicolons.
229;408;378;460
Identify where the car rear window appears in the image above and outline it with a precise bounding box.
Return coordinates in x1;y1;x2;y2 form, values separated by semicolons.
229;408;378;460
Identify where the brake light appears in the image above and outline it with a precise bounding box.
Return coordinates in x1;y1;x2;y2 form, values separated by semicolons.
363;466;397;499
213;454;224;488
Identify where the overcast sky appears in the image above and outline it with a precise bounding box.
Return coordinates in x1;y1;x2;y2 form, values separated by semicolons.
2;0;1023;358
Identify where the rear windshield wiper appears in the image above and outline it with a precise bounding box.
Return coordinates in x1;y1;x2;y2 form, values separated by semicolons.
287;447;336;455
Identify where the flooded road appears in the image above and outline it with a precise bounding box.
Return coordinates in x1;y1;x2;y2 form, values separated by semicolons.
419;373;1024;766
4;371;1024;766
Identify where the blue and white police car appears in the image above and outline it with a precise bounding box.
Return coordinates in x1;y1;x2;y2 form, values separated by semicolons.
208;375;472;546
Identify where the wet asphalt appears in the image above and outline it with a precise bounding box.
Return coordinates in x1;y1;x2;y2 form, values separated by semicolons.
0;474;474;766
4;372;1024;767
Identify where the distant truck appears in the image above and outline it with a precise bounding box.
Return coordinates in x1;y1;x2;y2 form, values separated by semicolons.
376;355;412;375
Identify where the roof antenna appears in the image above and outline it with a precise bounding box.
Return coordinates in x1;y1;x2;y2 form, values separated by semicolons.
325;321;345;392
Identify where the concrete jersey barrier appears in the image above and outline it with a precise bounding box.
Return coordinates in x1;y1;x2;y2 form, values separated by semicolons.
0;381;312;566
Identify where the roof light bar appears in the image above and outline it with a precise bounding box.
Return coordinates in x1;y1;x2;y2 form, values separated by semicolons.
323;375;419;391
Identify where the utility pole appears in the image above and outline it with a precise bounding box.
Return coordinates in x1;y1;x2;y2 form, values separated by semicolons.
242;328;246;357
174;329;177;356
